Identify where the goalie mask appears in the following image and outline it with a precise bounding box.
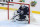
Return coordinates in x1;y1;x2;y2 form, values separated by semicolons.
21;5;25;9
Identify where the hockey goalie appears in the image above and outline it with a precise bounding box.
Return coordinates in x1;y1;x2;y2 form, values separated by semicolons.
11;5;29;24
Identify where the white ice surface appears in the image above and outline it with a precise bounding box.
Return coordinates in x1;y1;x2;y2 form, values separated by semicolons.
0;9;40;27
0;9;8;21
30;13;40;24
0;21;40;27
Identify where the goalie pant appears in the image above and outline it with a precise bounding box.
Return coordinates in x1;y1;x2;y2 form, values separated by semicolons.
17;6;29;19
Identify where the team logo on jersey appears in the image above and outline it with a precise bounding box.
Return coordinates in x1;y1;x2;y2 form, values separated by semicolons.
30;1;37;7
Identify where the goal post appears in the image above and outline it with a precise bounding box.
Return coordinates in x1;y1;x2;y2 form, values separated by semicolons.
8;2;30;24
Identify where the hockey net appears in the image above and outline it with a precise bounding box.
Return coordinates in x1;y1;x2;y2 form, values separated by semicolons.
8;2;30;24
